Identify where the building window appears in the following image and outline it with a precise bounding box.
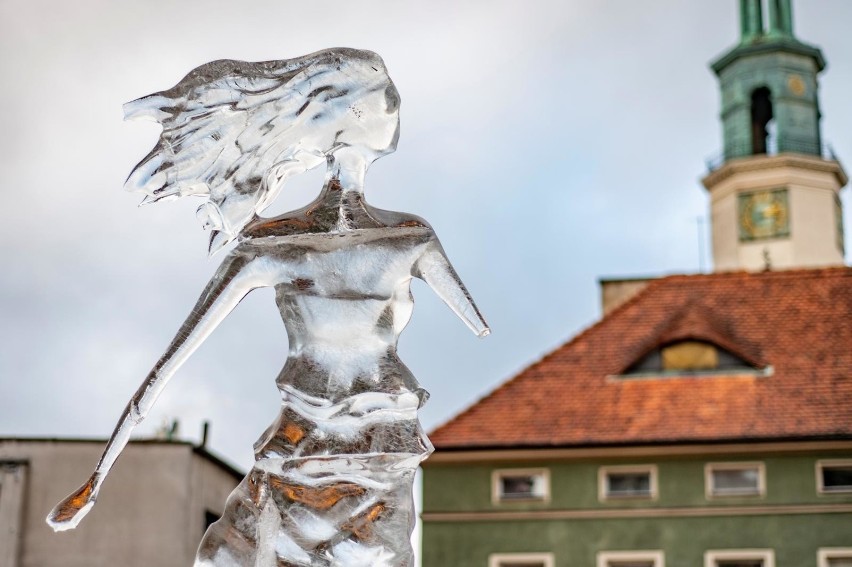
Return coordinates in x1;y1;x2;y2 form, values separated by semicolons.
488;552;554;567
599;465;657;501
662;341;719;371
621;340;761;377
818;548;852;567
817;460;852;494
492;468;550;504
597;550;664;567
705;462;765;498
704;549;775;567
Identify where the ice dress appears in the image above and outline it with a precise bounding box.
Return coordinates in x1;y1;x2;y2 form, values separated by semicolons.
195;225;466;567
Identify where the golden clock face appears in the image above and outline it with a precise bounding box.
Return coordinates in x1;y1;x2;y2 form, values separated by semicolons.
788;74;806;96
738;189;790;242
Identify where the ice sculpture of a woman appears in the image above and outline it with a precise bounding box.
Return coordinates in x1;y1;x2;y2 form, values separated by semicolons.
47;48;488;566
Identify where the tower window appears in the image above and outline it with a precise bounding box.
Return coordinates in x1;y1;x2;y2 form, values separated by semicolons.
751;87;773;155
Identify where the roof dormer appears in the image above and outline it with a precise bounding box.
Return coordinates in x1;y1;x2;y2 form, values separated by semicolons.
622;339;766;378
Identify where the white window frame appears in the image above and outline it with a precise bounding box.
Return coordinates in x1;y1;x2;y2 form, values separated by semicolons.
816;459;852;494
488;552;555;567
598;464;658;501
0;461;28;567
818;548;852;567
705;461;766;499
597;550;664;567
491;468;550;504
704;549;775;567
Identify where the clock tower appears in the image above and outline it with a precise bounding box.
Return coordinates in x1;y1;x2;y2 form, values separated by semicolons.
702;0;847;271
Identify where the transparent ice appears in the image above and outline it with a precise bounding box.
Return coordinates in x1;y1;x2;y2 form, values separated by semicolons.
46;48;489;566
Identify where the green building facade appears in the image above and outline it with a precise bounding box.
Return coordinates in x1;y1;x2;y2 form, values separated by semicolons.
423;445;852;566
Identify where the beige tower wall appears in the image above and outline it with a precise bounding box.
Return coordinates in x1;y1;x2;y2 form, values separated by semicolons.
703;154;847;272
789;184;843;266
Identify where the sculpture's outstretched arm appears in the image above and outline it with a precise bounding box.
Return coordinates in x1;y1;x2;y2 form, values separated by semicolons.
46;251;271;532
413;238;490;337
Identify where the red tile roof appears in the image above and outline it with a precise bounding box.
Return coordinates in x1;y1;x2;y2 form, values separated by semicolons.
430;268;852;449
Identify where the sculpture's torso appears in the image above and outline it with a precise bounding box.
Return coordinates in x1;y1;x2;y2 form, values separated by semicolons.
198;222;436;567
237;226;434;464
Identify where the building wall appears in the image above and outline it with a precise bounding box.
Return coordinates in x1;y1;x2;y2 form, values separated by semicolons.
422;448;852;566
0;440;241;567
423;514;848;567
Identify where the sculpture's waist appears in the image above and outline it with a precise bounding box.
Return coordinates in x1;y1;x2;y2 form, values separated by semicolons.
252;386;433;462
278;385;421;420
287;337;396;357
275;351;422;402
252;450;431;479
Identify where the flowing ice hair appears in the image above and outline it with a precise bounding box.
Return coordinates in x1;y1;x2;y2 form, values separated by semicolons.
123;48;398;253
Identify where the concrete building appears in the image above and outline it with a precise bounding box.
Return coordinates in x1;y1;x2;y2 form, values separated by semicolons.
0;438;241;567
421;2;852;566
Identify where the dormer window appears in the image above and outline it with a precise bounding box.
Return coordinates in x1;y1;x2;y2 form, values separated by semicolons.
622;340;763;377
662;341;719;371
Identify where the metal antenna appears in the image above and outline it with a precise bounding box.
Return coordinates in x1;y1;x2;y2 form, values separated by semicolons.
697;216;707;273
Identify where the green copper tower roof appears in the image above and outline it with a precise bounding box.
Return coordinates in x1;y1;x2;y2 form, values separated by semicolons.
710;0;826;161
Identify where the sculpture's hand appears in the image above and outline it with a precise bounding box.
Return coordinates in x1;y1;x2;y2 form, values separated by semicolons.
414;237;489;337
46;474;100;531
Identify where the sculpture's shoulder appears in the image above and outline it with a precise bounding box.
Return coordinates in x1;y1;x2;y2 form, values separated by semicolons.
364;205;433;232
240;207;437;241
236;224;436;257
241;215;314;239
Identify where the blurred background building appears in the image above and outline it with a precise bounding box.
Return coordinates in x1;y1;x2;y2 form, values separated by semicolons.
0;432;241;567
422;1;852;566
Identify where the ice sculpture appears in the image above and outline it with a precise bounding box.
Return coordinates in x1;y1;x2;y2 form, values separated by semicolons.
46;48;488;566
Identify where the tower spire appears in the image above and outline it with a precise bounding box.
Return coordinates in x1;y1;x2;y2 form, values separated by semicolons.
740;0;794;41
767;0;794;37
739;0;763;41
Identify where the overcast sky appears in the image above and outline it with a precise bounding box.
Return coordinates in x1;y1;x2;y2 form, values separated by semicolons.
2;0;851;470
